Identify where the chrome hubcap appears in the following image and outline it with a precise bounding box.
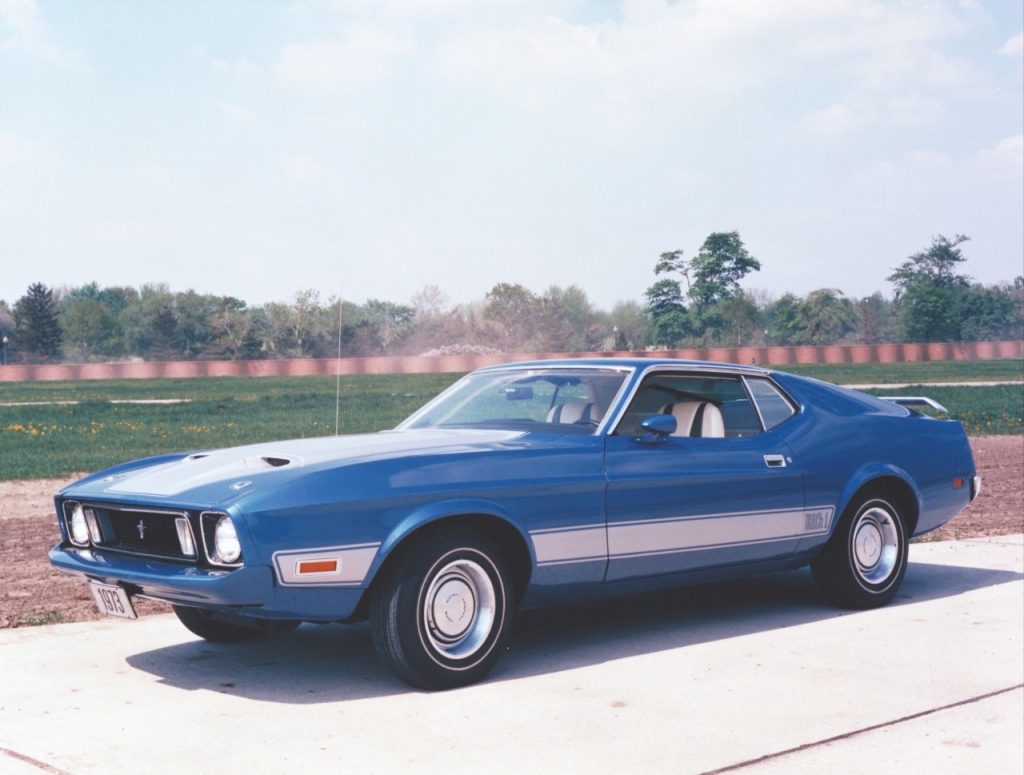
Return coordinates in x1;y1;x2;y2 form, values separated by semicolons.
422;558;495;660
852;506;899;584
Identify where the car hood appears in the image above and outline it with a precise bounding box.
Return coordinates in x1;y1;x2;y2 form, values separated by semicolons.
64;428;529;503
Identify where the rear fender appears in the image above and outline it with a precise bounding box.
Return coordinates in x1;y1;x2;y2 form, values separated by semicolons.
834;462;921;536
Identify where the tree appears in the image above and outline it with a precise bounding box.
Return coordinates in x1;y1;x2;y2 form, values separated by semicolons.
608;300;651;350
888;235;971;342
796;289;857;344
716;292;762;346
210;302;262;360
533;285;603;352
120;284;176;358
959;281;1024;341
61;296;124;359
687;232;761;313
362;299;415;353
644;278;689;348
766;290;856;345
854;292;898;344
13;282;63;359
0;301;17;360
766;293;803;345
484;283;539;350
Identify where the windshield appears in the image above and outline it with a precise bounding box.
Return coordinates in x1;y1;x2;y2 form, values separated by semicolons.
399;368;630;434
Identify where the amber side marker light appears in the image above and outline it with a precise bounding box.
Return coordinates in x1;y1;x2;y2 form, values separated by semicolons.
953;478;964;489
297;559;339;575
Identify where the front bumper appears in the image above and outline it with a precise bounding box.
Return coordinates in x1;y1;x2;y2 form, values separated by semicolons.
49;544;365;622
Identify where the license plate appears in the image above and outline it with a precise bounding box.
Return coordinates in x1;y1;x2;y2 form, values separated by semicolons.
89;582;137;620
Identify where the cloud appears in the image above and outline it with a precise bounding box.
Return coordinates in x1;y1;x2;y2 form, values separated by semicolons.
282;154;323;181
273;25;414;91
0;0;77;67
998;32;1023;57
219;101;260;128
981;134;1024;170
210;57;264;77
0;129;44;166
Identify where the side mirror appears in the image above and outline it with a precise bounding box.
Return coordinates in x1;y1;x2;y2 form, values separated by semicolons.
638;414;676;442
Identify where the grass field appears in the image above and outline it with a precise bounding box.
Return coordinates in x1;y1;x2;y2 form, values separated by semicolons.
773;359;1023;384
2;360;1021;480
0;374;457;480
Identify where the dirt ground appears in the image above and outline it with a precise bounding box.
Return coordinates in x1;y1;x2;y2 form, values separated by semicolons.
1;436;1021;628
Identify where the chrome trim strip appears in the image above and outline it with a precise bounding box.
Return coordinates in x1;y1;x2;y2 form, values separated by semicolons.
606;364;784;437
200;511;244;569
62;501;89;547
741;375;768;432
175;516;197;557
272;542;381;587
878;396;949;413
68;502;195;554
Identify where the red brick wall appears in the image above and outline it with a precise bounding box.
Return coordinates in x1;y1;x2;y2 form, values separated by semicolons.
1;340;1021;382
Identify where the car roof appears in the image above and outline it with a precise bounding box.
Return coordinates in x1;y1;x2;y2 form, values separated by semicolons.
474;357;772;376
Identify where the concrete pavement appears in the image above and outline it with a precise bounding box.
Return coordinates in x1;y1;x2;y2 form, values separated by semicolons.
2;535;1021;775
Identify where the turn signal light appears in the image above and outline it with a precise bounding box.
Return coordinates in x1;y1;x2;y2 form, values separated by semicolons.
297;559;338;575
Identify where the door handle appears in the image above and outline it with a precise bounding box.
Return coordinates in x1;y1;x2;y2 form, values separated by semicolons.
763;454;787;468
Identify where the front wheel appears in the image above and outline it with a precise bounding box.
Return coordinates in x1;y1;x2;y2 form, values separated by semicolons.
369;532;513;690
811;495;908;609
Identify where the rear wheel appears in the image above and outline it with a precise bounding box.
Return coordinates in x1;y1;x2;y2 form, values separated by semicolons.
173;605;282;643
370;531;513;690
812;494;908;609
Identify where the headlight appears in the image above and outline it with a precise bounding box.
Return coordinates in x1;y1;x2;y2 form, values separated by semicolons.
213;515;242;564
68;503;90;546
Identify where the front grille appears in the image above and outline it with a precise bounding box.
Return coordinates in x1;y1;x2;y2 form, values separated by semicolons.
91;506;193;561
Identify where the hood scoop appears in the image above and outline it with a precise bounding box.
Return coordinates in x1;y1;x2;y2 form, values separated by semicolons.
106;450;304;496
261;456;293;468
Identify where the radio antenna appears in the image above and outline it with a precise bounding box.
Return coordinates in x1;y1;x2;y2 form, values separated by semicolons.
335;294;344;436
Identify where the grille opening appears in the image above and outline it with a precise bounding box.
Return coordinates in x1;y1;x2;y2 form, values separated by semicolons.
262;456;292;468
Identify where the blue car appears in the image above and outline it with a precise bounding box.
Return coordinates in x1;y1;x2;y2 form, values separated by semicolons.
50;359;979;688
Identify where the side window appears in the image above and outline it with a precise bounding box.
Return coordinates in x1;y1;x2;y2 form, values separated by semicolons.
613;373;762;437
746;377;796;430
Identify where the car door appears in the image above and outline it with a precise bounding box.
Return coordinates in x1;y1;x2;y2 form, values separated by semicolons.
603;370;816;582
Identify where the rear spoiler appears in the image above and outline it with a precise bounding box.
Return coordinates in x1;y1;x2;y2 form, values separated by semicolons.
878;396;948;413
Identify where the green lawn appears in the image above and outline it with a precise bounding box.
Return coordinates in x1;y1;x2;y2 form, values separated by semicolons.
773;358;1022;384
1;360;1020;480
0;374;458;480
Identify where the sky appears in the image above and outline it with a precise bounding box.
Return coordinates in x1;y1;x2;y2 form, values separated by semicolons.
1;0;1022;312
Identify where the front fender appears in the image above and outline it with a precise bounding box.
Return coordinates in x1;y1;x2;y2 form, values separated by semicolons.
363;497;536;587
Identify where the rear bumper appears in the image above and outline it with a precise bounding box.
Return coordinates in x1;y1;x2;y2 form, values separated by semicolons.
49;544;364;622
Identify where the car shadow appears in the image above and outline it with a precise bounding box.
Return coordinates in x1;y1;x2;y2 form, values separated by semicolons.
125;560;1021;704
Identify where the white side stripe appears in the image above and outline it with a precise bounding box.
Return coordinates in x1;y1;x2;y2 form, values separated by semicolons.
531;508;834;566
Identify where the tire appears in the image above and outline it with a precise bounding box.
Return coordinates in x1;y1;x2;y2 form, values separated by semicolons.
369;531;513;690
811;494;908;609
173;605;272;643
